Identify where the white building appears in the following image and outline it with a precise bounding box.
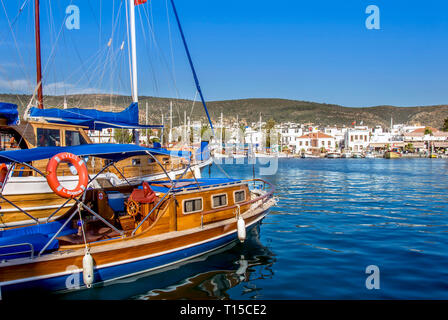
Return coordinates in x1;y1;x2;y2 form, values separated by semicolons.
344;126;370;153
295;132;336;153
87;128;115;144
280;125;303;152
323;126;346;150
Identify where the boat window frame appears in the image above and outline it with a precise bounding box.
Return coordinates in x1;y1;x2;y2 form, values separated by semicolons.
36;127;61;147
233;190;246;204
182;197;203;215
64;129;88;146
211;193;228;209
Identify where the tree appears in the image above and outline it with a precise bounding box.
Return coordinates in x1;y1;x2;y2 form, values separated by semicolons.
443;118;448;132
405;143;415;153
264;119;276;149
424;127;433;136
114;129;132;144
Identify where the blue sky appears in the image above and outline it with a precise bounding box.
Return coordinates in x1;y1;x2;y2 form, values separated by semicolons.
0;0;447;107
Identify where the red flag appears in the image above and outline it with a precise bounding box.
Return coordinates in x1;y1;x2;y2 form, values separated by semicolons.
134;0;147;5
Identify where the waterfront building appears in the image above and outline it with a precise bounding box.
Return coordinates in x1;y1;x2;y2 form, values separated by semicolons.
87;128;115;144
344;126;370;153
323;126;346;150
280;125;303;153
296;131;336;154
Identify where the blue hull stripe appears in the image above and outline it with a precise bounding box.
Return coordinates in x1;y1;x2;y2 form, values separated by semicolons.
2;217;264;295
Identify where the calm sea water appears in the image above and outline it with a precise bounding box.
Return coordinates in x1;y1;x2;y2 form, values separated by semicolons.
60;158;448;300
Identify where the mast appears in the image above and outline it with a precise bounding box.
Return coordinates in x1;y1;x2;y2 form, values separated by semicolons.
161;113;164;145
34;0;44;109
169;101;173;143
146;102;149;144
128;0;138;103
128;0;139;144
220;112;223;147
184;110;186;139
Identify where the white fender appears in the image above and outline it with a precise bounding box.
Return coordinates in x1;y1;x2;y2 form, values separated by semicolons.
82;251;94;288
237;216;246;243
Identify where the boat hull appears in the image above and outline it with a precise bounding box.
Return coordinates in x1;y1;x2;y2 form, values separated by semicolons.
384;151;401;159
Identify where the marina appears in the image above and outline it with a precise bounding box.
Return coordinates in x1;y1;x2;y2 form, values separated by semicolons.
8;157;445;300
0;0;447;306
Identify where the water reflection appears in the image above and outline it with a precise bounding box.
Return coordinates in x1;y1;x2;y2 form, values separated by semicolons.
59;223;276;300
135;225;275;300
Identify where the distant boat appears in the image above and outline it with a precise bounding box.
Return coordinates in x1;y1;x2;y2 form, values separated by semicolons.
301;152;320;158
352;153;363;158
326;152;341;158
384;149;402;159
341;152;352;158
365;153;375;159
231;153;246;159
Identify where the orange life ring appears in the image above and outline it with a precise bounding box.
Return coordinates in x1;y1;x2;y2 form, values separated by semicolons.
46;152;89;198
0;164;8;188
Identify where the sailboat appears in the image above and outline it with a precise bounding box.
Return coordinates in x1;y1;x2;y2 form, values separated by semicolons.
0;0;212;228
0;0;276;297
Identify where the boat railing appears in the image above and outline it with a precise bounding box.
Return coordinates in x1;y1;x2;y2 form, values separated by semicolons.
0;242;34;261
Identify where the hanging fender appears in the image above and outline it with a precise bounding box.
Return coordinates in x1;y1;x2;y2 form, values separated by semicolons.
237;216;246;243
82;250;94;288
46;152;89;199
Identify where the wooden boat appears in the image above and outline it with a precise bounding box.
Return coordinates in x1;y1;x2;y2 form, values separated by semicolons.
384;149;402;159
0;0;215;228
0;144;276;297
0;107;211;228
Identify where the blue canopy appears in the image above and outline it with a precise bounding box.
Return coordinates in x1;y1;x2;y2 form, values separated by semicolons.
0;102;19;125
0;143;191;164
29;103;162;130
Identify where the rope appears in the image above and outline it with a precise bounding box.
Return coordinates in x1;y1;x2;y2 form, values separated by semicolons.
77;203;88;251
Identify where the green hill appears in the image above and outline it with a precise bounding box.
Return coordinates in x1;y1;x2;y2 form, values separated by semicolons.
1;93;447;129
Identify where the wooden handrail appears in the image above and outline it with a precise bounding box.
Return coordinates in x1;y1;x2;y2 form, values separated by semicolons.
197;179;275;216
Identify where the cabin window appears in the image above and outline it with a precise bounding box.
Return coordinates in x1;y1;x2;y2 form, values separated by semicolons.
183;198;203;214
37;128;60;147
148;158;155;164
234;190;246;203
132;159;141;166
65;130;87;146
212;194;227;209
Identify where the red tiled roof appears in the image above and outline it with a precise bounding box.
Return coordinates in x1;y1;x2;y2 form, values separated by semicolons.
297;132;334;139
408;127;438;134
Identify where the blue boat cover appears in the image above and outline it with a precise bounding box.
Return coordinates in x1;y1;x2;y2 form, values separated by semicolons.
146;178;240;193
0;143;191;164
29;102;162;130
196;141;210;161
0;102;19;125
0;221;77;260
